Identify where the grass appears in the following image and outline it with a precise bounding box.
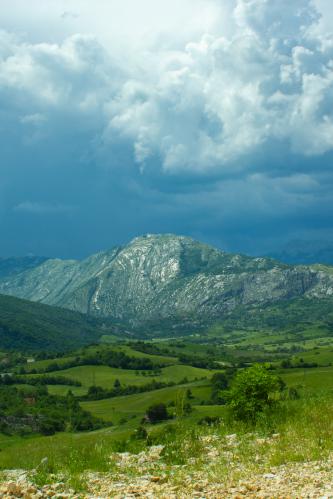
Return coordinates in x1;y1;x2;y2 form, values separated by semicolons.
81;381;212;423
46;365;149;389
0;426;140;471
2;394;333;472
115;345;178;364
47;385;88;397
3;333;333;494
292;347;333;365
22;364;213;393
280;365;333;393
23;356;77;373
21;342;178;374
148;393;333;476
2;379;333;497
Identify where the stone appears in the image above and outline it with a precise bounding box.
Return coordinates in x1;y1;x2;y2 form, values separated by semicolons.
263;473;277;479
7;482;23;496
150;476;161;483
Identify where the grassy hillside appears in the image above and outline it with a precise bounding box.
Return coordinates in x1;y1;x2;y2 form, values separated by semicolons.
1;333;333;499
2;320;333;496
0;294;118;352
35;364;209;393
214;297;333;334
81;381;213;424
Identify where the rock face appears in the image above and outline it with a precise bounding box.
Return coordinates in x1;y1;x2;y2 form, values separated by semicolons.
0;234;332;327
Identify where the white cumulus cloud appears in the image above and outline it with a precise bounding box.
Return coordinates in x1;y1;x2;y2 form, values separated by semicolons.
1;0;333;175
104;0;333;172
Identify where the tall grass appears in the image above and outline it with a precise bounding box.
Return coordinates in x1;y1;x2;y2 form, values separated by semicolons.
1;394;333;491
148;393;333;481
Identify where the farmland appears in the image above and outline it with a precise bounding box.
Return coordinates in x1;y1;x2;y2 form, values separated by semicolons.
1;324;333;476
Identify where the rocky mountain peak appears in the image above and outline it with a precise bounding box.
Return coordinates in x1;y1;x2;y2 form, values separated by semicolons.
0;234;332;329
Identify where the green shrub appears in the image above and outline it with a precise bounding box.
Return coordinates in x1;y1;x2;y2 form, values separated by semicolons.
211;372;229;390
227;364;283;422
146;403;169;423
132;426;148;440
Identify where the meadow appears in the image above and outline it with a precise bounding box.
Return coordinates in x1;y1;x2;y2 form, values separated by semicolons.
1;324;333;491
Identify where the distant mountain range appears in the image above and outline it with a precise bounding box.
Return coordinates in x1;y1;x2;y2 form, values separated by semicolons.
0;234;332;332
269;240;333;265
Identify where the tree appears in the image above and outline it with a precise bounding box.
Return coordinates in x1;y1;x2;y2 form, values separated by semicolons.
113;379;121;389
211;372;229;404
186;388;194;400
146;403;169;423
227;364;283;422
211;372;229;390
280;359;292;369
183;402;193;415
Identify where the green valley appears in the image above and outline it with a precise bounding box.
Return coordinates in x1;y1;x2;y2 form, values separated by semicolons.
1;237;333;497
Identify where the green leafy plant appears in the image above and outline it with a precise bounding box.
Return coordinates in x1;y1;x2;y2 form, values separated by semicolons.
227;364;283;422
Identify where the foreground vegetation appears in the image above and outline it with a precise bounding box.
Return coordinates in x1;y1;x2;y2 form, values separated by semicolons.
1;391;333;497
1;322;333;494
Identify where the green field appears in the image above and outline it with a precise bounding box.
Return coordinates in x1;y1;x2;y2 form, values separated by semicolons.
47;385;88;397
24;355;77;372
23;364;212;393
113;345;178;364
0;427;132;470
280;366;333;393
81;381;211;423
3;328;333;479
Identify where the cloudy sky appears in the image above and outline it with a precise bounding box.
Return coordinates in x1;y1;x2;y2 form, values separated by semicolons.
1;0;333;258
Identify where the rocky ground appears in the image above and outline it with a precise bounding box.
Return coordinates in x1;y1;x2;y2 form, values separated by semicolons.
1;438;333;498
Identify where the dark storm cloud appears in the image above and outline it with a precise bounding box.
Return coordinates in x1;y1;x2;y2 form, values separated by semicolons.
0;0;333;258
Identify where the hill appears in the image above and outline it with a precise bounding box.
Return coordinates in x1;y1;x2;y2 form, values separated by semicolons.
0;256;48;278
0;294;116;352
0;234;333;332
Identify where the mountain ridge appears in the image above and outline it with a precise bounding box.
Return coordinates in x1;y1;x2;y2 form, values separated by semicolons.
1;234;332;330
0;256;49;279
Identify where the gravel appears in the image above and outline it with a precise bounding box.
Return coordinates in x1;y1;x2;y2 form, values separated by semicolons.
1;443;333;498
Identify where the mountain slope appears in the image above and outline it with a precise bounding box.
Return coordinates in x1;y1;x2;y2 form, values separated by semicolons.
0;234;333;330
0;294;113;351
0;256;48;279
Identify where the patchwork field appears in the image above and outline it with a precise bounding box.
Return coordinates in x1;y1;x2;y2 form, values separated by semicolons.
81;381;212;424
2;326;333;480
280;365;333;393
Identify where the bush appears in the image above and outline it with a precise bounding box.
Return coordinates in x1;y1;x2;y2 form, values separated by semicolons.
288;387;300;400
132;425;148;440
197;416;221;426
186;389;194;399
227;364;283;422
146;403;169;423
211;372;229;404
183;402;193;415
211;372;229;390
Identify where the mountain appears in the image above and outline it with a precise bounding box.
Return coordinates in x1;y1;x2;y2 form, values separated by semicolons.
269;240;333;265
0;294;115;352
0;234;333;331
0;256;48;279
